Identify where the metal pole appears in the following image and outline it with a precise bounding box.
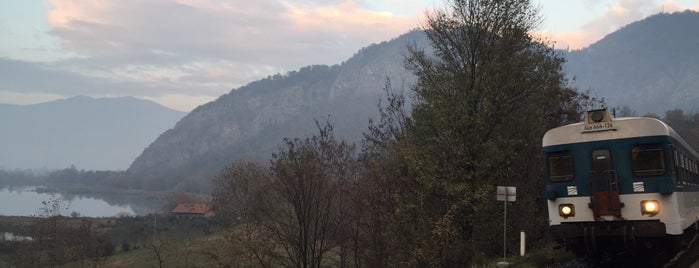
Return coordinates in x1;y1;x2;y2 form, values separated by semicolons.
503;197;507;261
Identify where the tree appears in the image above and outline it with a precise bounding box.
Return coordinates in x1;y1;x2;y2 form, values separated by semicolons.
363;0;589;265
35;196;71;267
616;105;638;117
213;161;271;226
663;109;699;152
357;80;413;267
212;161;275;267
213;122;358;267
259;122;356;268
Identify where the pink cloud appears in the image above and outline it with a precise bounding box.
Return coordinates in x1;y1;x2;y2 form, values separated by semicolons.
45;0;417;61
533;30;589;50
47;0;103;27
284;1;416;43
659;0;699;13
39;0;423;110
539;0;699;50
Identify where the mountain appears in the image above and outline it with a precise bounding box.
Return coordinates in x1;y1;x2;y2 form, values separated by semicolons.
562;10;699;115
0;96;186;171
124;31;427;192
128;11;699;192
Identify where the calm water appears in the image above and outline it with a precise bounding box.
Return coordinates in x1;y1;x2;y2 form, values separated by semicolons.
3;232;31;241
0;186;136;217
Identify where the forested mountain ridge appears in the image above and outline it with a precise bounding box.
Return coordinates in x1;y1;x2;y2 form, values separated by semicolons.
562;10;699;114
126;11;699;192
0;96;185;170
124;31;426;192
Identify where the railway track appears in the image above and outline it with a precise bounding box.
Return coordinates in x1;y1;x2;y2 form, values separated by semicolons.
664;233;699;268
551;233;699;267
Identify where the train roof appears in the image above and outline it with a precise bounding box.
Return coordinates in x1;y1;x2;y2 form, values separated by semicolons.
543;116;673;146
543;115;697;158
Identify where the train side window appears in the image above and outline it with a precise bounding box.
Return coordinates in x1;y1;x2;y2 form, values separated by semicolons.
631;144;666;177
680;152;696;183
548;151;574;181
691;158;697;183
673;148;683;183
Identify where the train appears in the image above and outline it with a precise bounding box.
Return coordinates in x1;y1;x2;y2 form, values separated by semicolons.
543;108;699;258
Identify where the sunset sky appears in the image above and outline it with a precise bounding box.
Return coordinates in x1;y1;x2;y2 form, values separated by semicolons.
1;0;697;111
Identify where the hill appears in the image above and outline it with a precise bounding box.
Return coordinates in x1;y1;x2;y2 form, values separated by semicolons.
563;10;699;115
0;96;185;171
124;31;426;192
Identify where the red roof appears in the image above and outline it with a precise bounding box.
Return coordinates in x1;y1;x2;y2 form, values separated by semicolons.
172;203;212;214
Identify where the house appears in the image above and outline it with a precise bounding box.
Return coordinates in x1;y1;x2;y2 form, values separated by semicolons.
171;203;214;218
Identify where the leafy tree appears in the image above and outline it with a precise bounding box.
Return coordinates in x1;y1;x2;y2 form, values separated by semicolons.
360;0;590;265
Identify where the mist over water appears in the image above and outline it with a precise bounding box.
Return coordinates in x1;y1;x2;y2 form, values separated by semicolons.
0;186;136;217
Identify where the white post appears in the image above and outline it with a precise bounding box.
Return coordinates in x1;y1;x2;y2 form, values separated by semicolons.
520;231;525;256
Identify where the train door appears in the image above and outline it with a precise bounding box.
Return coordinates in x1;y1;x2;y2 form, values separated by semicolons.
589;149;622;219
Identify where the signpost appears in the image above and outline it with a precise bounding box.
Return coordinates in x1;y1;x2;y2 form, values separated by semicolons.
496;186;516;263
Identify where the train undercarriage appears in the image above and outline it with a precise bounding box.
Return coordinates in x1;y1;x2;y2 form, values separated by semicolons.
553;221;698;267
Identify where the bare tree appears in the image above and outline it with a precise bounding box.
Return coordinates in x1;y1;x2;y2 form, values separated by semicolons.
212;161;275;267
259;122;355;268
213;161;271;226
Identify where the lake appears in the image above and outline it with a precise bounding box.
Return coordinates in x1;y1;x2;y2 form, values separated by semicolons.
0;186;137;217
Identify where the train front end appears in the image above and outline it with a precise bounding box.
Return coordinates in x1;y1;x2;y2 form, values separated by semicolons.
543;109;699;254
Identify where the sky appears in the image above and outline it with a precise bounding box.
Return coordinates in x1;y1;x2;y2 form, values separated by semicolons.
1;0;698;111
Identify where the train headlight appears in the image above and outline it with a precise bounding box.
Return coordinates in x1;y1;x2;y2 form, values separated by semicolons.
559;204;575;218
641;200;660;216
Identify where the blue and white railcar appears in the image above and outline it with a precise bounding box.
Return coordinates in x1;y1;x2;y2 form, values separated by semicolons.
543;108;699;252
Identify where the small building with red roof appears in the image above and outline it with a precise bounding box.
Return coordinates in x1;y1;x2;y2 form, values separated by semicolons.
171;203;214;217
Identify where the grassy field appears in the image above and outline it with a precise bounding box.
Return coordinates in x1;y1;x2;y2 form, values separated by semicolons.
98;232;233;268
0;214;219;267
0;214;574;267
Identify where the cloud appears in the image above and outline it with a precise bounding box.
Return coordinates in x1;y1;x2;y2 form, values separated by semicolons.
539;0;652;49
660;0;699;13
539;0;698;50
45;0;415;72
10;0;420;110
285;1;414;40
49;0;418;65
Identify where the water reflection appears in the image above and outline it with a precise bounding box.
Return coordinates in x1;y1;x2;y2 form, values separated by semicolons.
2;232;32;241
0;186;136;217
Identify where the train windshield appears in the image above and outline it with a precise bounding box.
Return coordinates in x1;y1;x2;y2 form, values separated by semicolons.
631;144;666;177
548;151;574;181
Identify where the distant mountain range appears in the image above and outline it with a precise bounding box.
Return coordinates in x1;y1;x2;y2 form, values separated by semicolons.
0;96;185;170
